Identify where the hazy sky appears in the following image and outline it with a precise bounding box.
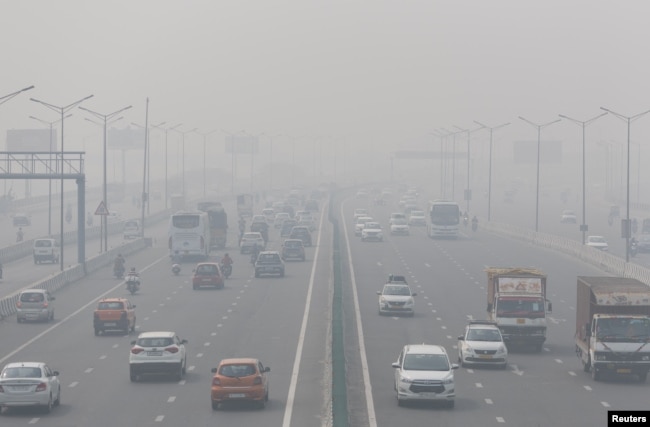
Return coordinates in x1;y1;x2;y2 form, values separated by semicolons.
2;0;650;190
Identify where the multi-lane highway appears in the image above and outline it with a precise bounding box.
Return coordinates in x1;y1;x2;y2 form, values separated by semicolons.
0;187;647;426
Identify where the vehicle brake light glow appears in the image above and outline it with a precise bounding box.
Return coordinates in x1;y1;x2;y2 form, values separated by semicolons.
35;382;47;392
16;302;21;308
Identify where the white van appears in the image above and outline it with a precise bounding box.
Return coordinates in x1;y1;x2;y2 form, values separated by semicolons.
33;238;60;264
123;220;141;239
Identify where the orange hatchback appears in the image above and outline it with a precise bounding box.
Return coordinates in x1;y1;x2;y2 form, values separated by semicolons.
192;263;224;290
93;298;136;335
210;358;270;410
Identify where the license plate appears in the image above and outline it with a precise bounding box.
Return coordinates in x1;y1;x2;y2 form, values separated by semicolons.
229;393;246;398
147;351;163;356
264;267;273;271
617;368;631;374
104;322;116;326
11;385;30;391
479;355;493;359
202;279;212;282
516;318;525;324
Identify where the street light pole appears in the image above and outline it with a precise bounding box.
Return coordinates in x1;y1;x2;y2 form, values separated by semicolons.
519;116;562;232
600;106;650;262
267;134;282;192
431;130;447;198
454;125;482;216
171;127;198;200
558;112;607;245
132;120;165;215
474;121;510;221
80;105;132;252
29;114;72;236
31;94;94;271
0;85;34;106
222;130;245;195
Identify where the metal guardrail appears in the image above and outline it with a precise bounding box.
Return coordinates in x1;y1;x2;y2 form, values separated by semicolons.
482;221;650;285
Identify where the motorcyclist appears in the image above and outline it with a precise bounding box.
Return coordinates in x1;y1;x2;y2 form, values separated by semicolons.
250;244;261;263
463;214;469;227
126;267;140;289
630;237;638;256
16;227;24;242
221;253;233;267
238;217;246;244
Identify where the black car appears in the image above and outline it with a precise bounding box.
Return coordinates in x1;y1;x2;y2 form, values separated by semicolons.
289;226;312;247
281;239;306;261
254;251;285;278
636;234;650;253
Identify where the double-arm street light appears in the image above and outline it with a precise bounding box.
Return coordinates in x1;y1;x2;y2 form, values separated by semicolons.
518;116;561;232
222;129;245;195
558;112;607;245
193;129;219;198
152;123;181;208
29;114;72;236
80;105;132;252
243;132;264;193
0;85;34;106
31;94;94;271
599;106;650;262
474;121;510;221
266;134;282;191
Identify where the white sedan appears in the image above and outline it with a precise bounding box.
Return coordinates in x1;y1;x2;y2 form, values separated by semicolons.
586;235;608;251
0;362;61;413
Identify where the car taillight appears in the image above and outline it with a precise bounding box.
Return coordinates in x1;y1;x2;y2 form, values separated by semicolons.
168;237;172;250
253;376;262;385
35;383;47;392
131;348;144;354
165;346;179;354
0;385;4;392
43;302;49;308
212;377;221;386
16;301;22;308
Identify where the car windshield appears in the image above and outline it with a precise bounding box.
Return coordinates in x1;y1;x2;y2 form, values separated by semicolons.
393;219;407;225
137;337;173;347
243;233;261;239
411;211;424;217
403;354;449;371
196;265;218;275
365;223;380;229
284;241;302;248
20;292;44;302
1;367;42;378
258;254;280;262
98;301;124;310
35;240;52;247
219;364;256;377
467;329;502;342
384;285;411;296
596;318;650;341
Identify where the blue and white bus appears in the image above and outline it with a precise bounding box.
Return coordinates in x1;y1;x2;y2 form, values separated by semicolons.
427;200;460;239
168;211;210;260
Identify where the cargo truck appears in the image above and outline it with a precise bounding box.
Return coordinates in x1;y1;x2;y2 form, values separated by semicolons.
486;267;551;352
575;276;650;382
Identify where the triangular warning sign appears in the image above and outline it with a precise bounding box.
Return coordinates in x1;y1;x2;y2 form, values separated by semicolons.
95;201;110;216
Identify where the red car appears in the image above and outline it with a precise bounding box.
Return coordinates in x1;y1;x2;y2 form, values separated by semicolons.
192;263;224;290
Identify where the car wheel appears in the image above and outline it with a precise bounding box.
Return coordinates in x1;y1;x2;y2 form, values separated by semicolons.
280;271;285;278
182;358;187;375
54;387;61;406
175;363;183;381
397;396;404;407
34;258;38;264
258;399;266;409
94;328;100;336
17;317;22;323
193;284;198;290
255;272;260;278
43;394;52;413
131;318;136;333
211;401;219;410
130;367;137;382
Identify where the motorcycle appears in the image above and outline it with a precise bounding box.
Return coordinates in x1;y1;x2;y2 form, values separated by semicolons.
126;273;140;295
472;221;478;232
463;216;469;227
172;264;181;275
114;264;125;279
631;241;638;258
221;263;232;279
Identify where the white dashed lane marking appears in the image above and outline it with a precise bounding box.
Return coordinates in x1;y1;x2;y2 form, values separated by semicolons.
167;396;176;403
155;415;164;422
69;381;78;388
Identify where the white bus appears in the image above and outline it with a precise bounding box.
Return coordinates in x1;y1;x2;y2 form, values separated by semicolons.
168;211;210;260
427;200;460;239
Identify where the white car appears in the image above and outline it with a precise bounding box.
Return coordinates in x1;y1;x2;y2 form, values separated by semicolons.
390;218;410;235
560;210;577;223
361;221;383;242
392;344;457;408
262;208;275;223
377;283;416;315
353;208;369;221
586;235;608;251
240;232;266;254
129;331;188;382
389;212;407;225
0;362;61;413
354;216;373;236
408;210;427;226
457;321;508;369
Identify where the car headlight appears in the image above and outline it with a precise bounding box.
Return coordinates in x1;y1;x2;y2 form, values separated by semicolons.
405;298;414;307
379;297;386;304
400;375;413;384
441;376;454;385
641;355;650;361
495;345;507;355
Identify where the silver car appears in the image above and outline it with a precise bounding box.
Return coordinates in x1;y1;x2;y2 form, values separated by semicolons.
377;283;416;316
240;232;266;254
16;289;55;323
0;362;61;413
